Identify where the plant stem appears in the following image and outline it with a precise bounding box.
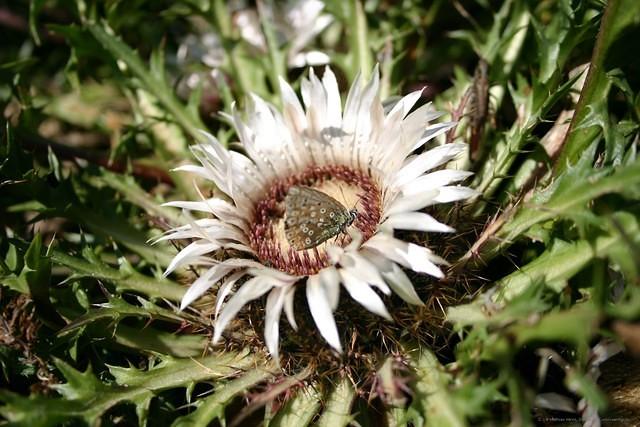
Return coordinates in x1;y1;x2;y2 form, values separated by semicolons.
555;0;640;172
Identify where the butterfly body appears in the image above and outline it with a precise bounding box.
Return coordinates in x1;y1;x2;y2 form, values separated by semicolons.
284;186;357;250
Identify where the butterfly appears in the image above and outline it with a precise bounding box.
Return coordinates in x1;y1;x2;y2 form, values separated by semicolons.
284;186;357;251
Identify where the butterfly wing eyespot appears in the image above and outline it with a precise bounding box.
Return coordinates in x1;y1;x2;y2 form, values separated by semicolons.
284;185;354;250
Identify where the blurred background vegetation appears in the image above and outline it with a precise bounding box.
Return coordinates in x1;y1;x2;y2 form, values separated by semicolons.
1;0;640;425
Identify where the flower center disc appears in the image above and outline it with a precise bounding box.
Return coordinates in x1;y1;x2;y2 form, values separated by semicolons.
249;165;381;276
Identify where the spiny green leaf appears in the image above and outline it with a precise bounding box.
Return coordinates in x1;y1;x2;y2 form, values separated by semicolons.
0;351;260;426
497;210;640;301
91;164;182;224
107;351;255;388
448;281;553;329
510;303;600;351
316;377;356;427
404;343;467;427
451;380;506;419
1;242;30;294
0;389;83;427
607;285;640;320
473;67;586;206
86;22;206;143
59;294;185;336
51;358;108;401
3;242;22;273
233;366;311;427
47;244;185;301
465;159;640;267
173;367;273;427
600;211;640;280
69;206;176;267
111;324;208;357
269;383;321;427
23;234;64;328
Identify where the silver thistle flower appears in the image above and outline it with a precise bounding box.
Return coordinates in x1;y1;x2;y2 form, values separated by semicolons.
160;65;476;361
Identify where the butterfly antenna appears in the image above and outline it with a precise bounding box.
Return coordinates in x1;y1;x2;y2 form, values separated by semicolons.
338;185;349;206
337;184;361;213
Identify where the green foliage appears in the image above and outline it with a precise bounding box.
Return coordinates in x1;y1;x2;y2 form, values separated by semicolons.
267;384;321;427
404;343;467;427
315;377;356;427
0;351;261;426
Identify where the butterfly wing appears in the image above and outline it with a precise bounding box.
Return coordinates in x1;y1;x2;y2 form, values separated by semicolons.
284;186;350;250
